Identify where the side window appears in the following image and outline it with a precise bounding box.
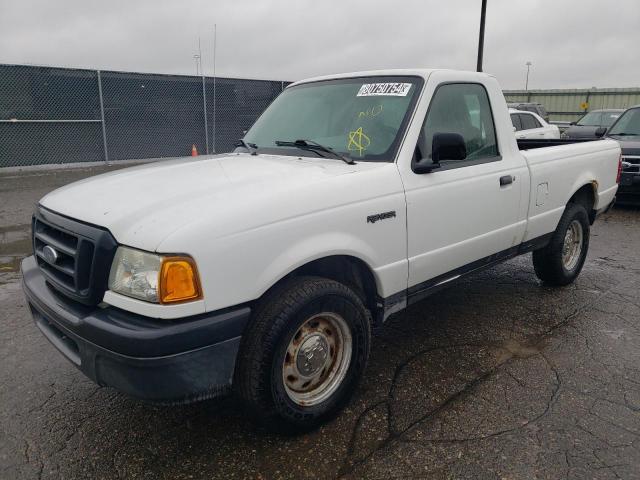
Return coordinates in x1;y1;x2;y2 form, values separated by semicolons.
520;113;540;130
419;83;499;165
510;113;522;131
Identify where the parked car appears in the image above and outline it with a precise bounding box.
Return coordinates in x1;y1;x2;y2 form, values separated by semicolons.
22;69;620;429
607;105;640;205
564;109;624;139
507;102;549;122
510;108;560;139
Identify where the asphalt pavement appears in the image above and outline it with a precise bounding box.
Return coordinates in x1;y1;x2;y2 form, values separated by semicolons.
1;163;639;479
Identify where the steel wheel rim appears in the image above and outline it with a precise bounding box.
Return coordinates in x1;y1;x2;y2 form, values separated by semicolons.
562;219;583;271
282;312;352;407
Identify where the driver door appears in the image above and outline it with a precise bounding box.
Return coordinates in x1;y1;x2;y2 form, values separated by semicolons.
400;82;525;296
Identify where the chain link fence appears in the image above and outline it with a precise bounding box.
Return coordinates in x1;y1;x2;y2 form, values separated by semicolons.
0;64;287;167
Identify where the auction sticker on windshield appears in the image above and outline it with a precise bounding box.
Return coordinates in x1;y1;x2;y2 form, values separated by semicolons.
357;83;412;97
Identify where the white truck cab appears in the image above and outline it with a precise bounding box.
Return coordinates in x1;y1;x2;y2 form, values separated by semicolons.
22;69;620;429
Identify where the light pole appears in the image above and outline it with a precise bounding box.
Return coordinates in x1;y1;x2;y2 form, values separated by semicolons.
476;0;487;72
193;54;201;76
525;61;532;91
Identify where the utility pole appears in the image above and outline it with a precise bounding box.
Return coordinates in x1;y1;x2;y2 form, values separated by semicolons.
476;0;487;72
525;61;532;90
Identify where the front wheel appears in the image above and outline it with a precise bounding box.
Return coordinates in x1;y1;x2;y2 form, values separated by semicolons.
532;203;590;286
234;276;371;430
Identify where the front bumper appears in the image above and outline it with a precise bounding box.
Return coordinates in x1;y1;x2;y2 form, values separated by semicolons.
617;172;640;205
21;255;251;404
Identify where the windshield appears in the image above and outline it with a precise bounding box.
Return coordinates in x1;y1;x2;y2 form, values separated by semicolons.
577;112;602;126
243;76;423;162
602;111;622;127
577;111;622;127
608;108;640;136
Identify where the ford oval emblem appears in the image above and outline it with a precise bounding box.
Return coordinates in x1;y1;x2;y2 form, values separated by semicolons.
42;245;60;264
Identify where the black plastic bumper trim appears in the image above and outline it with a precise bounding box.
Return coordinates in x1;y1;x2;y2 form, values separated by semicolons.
21;255;251;403
22;255;250;357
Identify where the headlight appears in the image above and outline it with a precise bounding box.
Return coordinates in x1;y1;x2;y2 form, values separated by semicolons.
108;247;202;304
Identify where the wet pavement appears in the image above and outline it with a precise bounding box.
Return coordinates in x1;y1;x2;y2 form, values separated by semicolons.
1;164;639;479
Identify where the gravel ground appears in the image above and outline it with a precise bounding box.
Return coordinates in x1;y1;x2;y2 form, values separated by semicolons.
1;164;639;479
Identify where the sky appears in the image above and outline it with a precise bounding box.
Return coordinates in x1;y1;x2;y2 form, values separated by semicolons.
0;0;638;90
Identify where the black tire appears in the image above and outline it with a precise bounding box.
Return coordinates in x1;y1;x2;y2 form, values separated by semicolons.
234;276;371;431
532;202;590;286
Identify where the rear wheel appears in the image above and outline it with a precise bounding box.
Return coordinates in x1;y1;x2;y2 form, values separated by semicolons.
234;276;371;430
532;203;590;286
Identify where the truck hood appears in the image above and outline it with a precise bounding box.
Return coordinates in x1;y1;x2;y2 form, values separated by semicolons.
40;154;388;251
609;135;640;156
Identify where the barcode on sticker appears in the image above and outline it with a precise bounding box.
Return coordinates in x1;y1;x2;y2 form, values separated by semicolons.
357;83;412;97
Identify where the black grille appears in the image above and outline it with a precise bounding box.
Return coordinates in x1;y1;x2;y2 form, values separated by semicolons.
32;206;118;306
622;156;640;174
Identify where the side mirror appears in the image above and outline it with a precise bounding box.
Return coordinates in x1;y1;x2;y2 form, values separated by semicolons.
413;132;467;174
432;132;467;162
569;121;576;126
595;127;607;138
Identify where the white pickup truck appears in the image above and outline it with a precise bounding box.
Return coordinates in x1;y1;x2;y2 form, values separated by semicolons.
22;69;620;429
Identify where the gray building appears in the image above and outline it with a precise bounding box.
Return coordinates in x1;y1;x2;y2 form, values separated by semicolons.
504;87;640;122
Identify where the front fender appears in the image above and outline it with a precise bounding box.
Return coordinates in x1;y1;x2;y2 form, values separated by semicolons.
253;231;383;300
159;199;408;312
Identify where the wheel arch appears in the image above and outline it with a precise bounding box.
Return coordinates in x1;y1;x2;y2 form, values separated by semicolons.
567;181;598;224
256;254;382;322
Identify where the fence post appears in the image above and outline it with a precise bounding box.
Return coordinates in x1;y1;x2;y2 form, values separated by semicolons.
202;73;209;154
212;24;217;154
212;71;216;153
97;70;109;163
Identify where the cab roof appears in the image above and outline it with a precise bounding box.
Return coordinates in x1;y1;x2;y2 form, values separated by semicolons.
288;69;495;88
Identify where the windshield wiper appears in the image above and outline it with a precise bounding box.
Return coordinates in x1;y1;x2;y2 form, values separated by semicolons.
609;132;636;136
275;139;355;165
236;139;258;155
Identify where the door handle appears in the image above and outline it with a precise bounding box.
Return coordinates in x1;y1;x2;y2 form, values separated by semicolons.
500;175;514;186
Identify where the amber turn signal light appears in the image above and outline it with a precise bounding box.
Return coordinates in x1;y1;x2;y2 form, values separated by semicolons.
159;256;202;304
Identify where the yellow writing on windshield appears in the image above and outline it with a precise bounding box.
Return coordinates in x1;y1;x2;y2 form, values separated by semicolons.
358;105;383;119
347;127;371;157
